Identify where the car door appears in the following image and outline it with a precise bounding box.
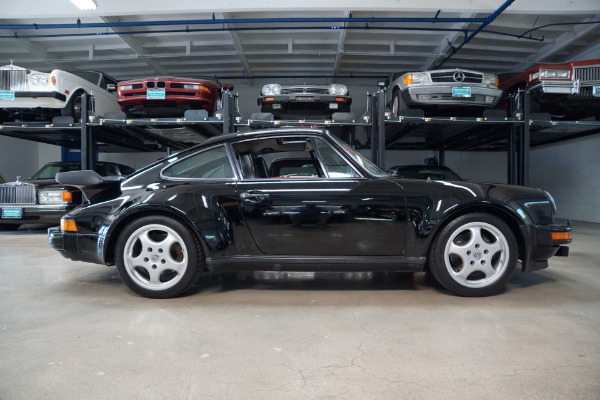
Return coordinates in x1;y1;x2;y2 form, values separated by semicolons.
233;134;407;257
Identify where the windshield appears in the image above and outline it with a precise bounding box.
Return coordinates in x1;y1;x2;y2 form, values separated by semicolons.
328;134;388;177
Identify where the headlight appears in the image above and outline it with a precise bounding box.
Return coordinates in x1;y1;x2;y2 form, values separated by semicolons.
262;84;282;96
328;84;348;95
482;74;499;87
39;190;72;205
530;69;571;81
404;73;427;85
183;84;200;90
29;73;49;85
118;84;133;91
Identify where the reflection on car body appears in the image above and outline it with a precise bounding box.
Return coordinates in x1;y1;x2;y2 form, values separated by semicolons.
48;128;571;299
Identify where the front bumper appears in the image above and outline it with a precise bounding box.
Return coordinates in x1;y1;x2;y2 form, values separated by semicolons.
0;204;73;225
0;91;67;109
520;222;571;272
403;85;502;107
258;94;352;118
48;226;105;265
529;80;576;95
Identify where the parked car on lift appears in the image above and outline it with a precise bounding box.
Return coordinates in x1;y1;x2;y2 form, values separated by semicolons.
389;164;462;181
48;128;570;299
257;83;352;120
499;59;600;120
384;68;502;117
0;161;135;231
116;76;234;118
0;61;121;122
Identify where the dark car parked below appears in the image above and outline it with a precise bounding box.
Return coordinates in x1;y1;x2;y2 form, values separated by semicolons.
48;128;570;299
0;161;135;231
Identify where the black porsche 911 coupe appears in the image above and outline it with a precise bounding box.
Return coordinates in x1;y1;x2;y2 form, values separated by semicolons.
48;128;571;298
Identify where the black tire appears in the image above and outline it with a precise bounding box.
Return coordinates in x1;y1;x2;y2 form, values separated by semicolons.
391;89;407;117
428;213;517;297
61;90;84;121
115;216;205;298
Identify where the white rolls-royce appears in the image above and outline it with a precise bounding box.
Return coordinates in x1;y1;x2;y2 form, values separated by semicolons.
0;62;121;122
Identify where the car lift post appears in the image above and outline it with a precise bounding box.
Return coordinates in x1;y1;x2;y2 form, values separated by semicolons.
371;89;386;168
518;90;531;186
222;91;235;135
80;94;96;171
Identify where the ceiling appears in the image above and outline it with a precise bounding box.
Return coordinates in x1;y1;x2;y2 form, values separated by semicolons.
1;1;599;84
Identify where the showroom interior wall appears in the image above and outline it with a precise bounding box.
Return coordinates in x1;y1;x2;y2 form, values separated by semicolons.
0;78;596;223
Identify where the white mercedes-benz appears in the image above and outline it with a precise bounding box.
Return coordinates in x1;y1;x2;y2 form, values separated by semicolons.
0;61;121;122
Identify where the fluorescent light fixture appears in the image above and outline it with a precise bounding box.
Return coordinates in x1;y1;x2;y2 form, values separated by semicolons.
70;0;97;10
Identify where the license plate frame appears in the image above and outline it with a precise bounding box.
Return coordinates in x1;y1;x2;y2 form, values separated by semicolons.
2;208;22;219
452;87;472;98
0;91;16;101
146;88;166;100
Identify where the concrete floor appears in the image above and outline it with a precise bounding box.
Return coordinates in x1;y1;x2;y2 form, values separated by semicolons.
0;221;598;400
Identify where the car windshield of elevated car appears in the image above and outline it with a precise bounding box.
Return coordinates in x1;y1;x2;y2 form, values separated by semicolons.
69;71;101;86
328;134;388;177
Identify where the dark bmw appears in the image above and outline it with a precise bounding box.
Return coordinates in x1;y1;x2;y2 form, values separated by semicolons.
48;128;571;298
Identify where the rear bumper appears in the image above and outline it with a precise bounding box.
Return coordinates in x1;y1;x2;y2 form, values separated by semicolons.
48;226;106;265
520;222;571;272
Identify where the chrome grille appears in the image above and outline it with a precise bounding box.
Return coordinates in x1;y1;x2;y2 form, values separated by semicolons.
575;66;600;83
0;68;27;91
281;87;329;95
430;71;483;84
0;184;36;204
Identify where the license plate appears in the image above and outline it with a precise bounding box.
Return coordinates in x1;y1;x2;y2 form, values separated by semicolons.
593;86;600;98
452;87;471;97
146;88;166;100
2;208;22;219
0;91;15;101
295;96;314;102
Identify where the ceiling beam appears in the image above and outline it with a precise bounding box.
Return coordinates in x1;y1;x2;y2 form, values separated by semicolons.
215;12;252;77
100;16;168;75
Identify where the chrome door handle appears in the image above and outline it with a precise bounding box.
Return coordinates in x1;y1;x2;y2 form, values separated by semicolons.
240;191;269;200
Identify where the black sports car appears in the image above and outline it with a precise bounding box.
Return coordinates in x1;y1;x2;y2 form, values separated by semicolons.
48;128;571;298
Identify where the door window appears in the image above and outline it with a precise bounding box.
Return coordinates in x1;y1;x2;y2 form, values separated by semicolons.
162;145;235;179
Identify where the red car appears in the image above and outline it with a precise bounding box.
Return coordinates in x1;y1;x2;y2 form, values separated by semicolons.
117;77;233;118
499;59;600;120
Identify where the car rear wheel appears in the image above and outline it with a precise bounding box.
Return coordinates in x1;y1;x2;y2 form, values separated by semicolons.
428;213;517;297
115;216;204;298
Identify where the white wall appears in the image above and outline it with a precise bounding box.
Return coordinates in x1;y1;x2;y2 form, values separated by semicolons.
0;136;40;181
530;135;600;223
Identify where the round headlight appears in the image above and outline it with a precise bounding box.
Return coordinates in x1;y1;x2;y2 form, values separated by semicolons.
262;84;282;96
38;75;49;84
30;75;39;85
328;84;348;95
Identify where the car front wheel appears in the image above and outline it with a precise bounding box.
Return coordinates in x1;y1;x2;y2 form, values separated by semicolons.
428;213;517;297
115;216;204;298
391;89;407;117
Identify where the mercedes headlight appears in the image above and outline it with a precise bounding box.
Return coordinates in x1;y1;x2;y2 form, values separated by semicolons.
328;84;348;95
39;190;72;205
262;84;282;96
482;74;499;87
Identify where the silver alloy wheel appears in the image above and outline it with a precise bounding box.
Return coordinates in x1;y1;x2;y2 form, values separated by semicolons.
122;223;188;292
443;221;510;289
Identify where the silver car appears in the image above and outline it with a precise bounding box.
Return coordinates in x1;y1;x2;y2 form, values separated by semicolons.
384;68;502;116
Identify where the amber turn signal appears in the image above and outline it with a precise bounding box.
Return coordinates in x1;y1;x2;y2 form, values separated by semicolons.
61;219;77;232
62;191;72;202
551;231;571;241
404;74;413;85
264;97;275;102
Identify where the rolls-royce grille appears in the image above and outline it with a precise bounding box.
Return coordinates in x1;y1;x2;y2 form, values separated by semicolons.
430;71;483;84
575;67;600;83
0;69;27;91
282;87;329;94
0;184;36;204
